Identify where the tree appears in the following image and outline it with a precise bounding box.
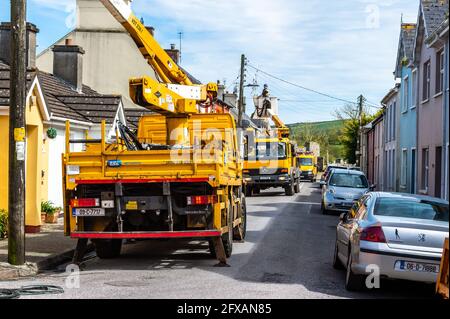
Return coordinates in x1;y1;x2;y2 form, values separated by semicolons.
334;102;375;164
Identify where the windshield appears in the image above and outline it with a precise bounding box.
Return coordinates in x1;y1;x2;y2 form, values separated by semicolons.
300;158;313;166
374;198;449;222
329;173;368;188
255;142;287;160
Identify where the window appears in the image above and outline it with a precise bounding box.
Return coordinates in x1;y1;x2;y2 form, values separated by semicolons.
421;148;429;191
401;149;407;186
392;101;396;139
436;50;444;94
411;69;417;108
402;76;409;112
423;60;431;101
329;173;369;189
374;197;448;221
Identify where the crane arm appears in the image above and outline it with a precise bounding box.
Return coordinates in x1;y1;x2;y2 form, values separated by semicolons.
100;0;192;85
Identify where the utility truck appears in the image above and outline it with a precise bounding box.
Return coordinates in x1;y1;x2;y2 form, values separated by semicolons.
63;0;246;264
243;86;300;196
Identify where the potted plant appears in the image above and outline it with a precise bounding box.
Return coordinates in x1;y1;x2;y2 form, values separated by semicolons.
41;201;52;223
0;209;8;239
41;201;59;224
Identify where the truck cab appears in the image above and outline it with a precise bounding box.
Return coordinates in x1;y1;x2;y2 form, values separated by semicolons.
243;137;300;196
298;153;317;182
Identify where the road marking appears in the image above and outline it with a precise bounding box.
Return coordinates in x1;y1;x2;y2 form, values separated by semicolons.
286;201;320;206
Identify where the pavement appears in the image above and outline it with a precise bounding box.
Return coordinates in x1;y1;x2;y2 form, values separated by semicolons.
0;182;437;298
0;216;79;280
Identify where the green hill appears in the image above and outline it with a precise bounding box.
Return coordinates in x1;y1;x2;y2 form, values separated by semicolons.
287;120;346;163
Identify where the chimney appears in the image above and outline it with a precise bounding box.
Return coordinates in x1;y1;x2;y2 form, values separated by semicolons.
52;39;85;92
165;44;180;64
0;22;39;69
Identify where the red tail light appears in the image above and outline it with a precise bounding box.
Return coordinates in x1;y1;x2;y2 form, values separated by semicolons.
360;226;386;243
70;198;100;208
186;195;217;206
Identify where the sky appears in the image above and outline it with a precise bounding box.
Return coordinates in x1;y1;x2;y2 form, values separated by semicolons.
0;0;419;124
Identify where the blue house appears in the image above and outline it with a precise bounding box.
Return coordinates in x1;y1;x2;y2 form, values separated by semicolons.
394;22;417;194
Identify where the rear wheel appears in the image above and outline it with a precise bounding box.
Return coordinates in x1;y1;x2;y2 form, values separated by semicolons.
93;239;122;259
345;247;365;291
333;239;345;270
233;195;247;240
222;198;233;258
244;186;252;197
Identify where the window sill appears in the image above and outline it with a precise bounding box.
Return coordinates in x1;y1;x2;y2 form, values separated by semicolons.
410;105;416;110
418;189;428;195
421;99;429;104
434;92;443;98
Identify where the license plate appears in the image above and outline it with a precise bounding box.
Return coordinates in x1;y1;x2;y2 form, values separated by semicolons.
260;176;272;180
72;208;105;217
395;260;440;273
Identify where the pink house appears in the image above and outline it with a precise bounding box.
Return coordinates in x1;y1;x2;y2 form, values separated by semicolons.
414;0;448;198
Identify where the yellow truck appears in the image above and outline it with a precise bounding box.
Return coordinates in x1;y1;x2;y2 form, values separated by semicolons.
63;0;245;264
242;88;300;196
297;152;317;182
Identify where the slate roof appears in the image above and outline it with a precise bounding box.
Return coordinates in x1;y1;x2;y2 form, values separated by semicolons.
0;59;123;125
402;25;417;62
422;0;449;35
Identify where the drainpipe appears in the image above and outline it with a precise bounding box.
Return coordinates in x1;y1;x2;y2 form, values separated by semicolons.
443;40;449;200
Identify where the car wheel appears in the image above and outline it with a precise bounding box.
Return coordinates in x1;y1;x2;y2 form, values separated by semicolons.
333;239;345;270
345;247;365;291
321;201;328;215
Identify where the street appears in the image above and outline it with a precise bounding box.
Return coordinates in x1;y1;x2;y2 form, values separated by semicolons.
0;182;436;299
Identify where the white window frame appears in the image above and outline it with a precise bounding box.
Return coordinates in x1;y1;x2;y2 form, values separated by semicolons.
422;148;429;192
422;60;431;102
402;75;409;113
401;148;408;187
411;68;417;109
436;50;444;95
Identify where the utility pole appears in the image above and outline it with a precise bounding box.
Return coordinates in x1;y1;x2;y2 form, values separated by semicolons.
8;0;27;265
238;54;246;128
356;94;365;167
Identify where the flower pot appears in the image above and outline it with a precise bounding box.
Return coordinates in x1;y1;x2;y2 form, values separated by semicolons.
41;212;47;223
45;213;58;224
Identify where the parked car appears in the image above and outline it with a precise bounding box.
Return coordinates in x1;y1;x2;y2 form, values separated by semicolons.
320;169;370;214
320;165;347;184
333;192;449;291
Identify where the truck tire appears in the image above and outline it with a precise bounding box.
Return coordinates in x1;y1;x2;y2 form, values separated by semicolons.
244;186;252;197
233;195;247;240
285;179;295;196
93;239;122;259
208;239;217;258
222;199;233;258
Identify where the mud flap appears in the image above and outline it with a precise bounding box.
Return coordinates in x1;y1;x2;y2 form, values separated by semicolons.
212;236;230;267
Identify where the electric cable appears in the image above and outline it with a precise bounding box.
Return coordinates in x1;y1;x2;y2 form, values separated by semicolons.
247;64;381;109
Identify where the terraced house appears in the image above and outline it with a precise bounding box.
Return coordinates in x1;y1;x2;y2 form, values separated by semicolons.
395;23;418;194
414;0;448;199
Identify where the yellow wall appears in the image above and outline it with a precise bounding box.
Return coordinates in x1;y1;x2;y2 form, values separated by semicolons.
0;89;47;228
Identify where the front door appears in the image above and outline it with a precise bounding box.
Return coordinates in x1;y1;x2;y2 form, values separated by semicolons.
411;149;416;193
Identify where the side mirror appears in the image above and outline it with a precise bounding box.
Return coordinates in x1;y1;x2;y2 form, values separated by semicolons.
339;213;347;222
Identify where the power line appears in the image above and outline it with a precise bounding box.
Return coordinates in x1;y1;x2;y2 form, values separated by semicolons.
247;64;381;109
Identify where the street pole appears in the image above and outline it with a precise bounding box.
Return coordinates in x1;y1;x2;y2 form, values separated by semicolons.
8;0;27;265
238;54;246;128
356;94;364;167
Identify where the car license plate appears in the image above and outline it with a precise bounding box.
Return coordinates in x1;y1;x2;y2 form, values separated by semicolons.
395;260;439;273
72;208;105;217
260;176;272;180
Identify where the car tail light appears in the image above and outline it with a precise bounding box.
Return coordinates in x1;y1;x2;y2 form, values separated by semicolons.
360;226;386;243
70;198;100;208
186;195;217;206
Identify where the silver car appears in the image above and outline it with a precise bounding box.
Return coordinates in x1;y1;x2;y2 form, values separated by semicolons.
333;192;449;291
320;169;371;215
